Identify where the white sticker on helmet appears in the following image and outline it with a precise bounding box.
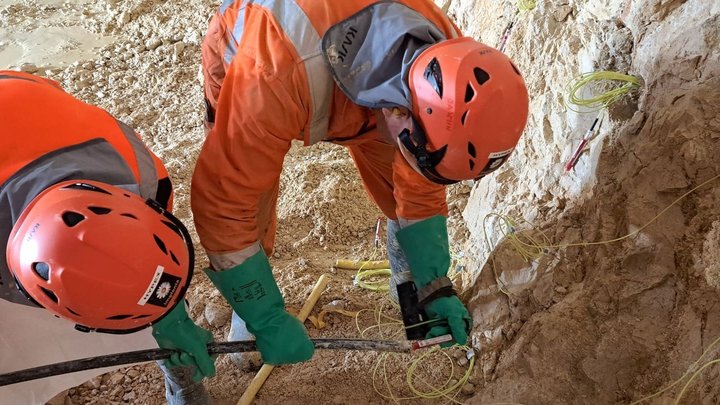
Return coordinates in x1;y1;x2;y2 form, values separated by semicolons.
488;147;515;159
138;266;164;306
481;148;515;175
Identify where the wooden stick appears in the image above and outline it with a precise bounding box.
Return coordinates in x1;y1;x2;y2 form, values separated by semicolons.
237;274;330;405
334;259;390;270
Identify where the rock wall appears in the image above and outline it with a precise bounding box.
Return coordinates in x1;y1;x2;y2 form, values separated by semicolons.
449;0;720;403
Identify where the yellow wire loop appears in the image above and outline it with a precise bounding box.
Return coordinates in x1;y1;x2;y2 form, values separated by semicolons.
355;268;391;292
354;298;475;403
630;335;720;404
517;0;536;11
565;71;641;112
479;175;720;403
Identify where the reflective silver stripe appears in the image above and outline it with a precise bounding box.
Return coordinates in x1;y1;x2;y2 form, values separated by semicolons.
224;1;245;65
115;120;159;200
207;241;262;270
0;139;141;306
220;0;235;13
224;0;333;144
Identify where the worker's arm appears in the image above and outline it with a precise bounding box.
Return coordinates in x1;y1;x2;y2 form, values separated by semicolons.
392;155;472;346
191;23;315;365
191;52;303;262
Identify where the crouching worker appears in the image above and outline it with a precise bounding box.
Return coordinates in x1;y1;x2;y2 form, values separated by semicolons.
0;71;215;405
193;0;528;374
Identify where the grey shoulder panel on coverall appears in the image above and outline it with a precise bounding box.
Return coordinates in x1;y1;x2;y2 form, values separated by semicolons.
0;139;148;306
321;1;446;109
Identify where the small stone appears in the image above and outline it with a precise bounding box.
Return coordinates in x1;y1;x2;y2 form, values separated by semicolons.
109;386;123;398
173;41;186;56
117;11;131;25
273;251;281;258
75;80;91;90
126;369;140;378
204;301;231;327
553;5;573;22
555;285;567;294
145;38;161;50
457;357;469;367
20;62;38;73
122;392;136;401
461;382;476;394
109;372;124;385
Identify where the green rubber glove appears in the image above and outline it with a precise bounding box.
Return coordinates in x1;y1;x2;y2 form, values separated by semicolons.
152;302;216;381
205;251;314;365
396;215;472;346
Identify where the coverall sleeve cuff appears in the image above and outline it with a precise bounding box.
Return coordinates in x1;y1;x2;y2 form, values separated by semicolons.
207;242;262;271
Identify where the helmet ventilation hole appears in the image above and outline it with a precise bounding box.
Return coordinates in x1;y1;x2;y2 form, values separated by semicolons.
461;110;469;126
62;211;85;227
464;84;475;102
88;206;112;215
60;183;111;195
133;314;152;319
468;142;477;158
170;251;180;266
67;307;81;316
469;159;475;170
473;67;490;85
510;61;521;76
32;262;50;281
424;57;444;98
40;286;58;303
121;213;138;219
154;235;168;254
107;314;133;320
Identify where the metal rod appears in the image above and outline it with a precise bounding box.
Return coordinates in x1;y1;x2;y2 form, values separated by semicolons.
0;338;410;387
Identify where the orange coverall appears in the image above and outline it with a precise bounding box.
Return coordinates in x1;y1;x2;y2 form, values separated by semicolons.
0;70;170;404
192;0;461;260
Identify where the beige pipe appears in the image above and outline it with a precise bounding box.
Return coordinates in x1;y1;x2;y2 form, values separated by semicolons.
237;274;330;405
334;259;390;270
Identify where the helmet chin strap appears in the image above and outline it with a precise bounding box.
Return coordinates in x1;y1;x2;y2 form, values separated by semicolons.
397;119;457;185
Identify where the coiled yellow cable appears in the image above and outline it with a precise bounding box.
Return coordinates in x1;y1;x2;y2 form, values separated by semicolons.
480;175;720;402
565;71;641;112
354;298;475;403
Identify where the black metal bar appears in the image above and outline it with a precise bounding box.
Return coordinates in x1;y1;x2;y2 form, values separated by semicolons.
0;339;409;387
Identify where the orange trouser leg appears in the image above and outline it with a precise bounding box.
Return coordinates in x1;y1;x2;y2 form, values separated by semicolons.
346;137;398;220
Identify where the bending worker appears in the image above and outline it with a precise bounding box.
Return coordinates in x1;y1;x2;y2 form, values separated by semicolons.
193;0;529;372
0;71;215;405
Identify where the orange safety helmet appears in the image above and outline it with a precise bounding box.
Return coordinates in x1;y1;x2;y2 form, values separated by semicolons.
403;37;529;184
6;180;194;333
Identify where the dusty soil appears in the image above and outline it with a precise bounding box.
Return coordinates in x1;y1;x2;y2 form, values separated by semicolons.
3;0;719;404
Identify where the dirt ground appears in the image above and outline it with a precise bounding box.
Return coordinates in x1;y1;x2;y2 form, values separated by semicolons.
3;0;720;404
